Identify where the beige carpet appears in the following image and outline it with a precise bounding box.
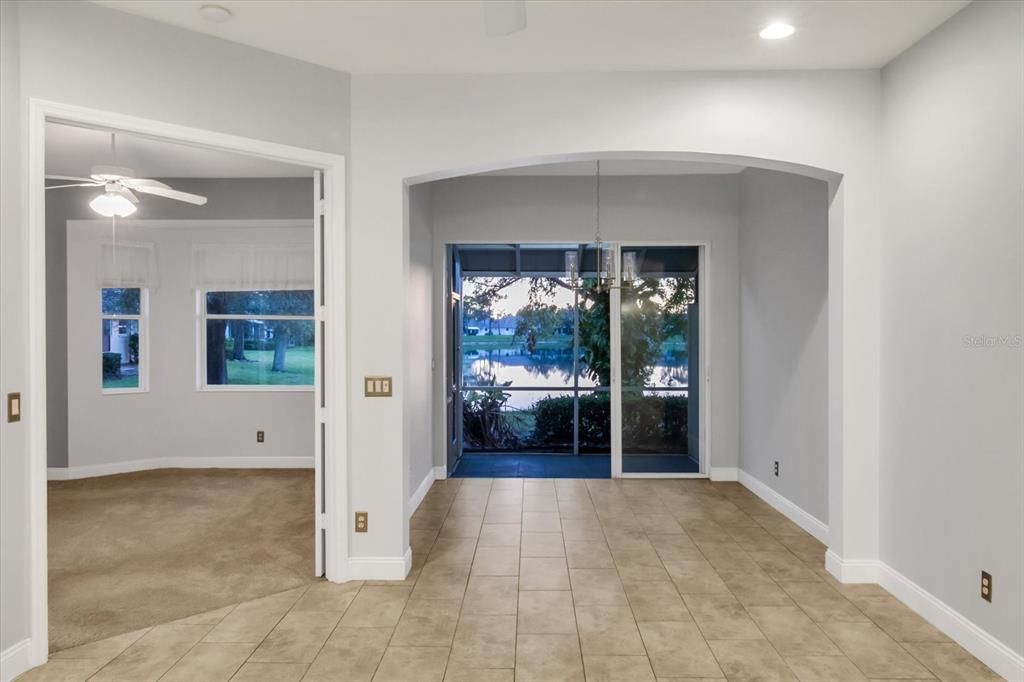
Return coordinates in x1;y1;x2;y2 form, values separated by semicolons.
48;468;314;652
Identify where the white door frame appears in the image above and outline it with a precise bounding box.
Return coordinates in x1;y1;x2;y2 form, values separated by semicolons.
25;98;349;666
612;241;710;479
441;239;709;479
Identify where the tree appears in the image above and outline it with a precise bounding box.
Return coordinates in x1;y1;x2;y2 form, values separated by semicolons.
101;287;140;314
207;320;229;384
205;290;314;382
463;287;500;334
230;321;248;361
465;275;695;388
515;302;564;354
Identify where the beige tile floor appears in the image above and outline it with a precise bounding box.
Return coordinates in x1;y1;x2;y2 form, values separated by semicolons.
20;478;1004;681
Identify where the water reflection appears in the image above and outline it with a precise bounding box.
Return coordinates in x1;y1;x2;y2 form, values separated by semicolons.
463;347;688;409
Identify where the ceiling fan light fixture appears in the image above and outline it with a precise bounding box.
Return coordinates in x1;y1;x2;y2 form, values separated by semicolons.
760;22;795;40
200;4;233;24
90;186;138;218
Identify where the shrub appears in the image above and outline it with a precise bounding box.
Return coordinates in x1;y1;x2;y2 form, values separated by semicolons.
240;338;276;351
102;352;122;378
128;333;139;364
531;392;687;453
621;393;688;453
462;388;521;449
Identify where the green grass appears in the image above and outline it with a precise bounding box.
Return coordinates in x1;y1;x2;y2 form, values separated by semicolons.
225;347;314;386
463;334;571;351
103;374;139;390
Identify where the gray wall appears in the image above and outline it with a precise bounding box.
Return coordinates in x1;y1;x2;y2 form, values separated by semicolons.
739;168;829;522
406;185;435;498
881;0;1024;658
2;0;349;658
66;221;314;471
426;173;742;474
46;178;315;468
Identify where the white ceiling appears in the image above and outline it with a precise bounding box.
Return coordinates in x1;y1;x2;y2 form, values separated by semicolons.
46;122;311;179
481;160;745;176
93;0;968;74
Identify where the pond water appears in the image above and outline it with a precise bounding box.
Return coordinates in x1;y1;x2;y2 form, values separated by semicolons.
463;347;689;408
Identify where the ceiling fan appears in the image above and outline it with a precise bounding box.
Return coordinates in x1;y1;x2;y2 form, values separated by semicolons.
45;132;208;217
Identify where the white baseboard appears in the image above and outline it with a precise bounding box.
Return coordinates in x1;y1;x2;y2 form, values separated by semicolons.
709;466;738;481
433;465;447;480
348;547;413;581
408;467;437;518
824;551;1024;681
1;638;31;682
877;562;1024;682
738;470;829;544
825;549;879;584
47;456;314;480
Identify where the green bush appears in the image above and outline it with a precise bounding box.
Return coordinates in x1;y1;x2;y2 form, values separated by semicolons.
531;392;687;453
102;352;122;378
621;393;688;453
128;333;139;364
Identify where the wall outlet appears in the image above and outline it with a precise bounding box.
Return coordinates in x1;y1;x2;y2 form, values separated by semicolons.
773;461;779;477
256;430;265;443
981;571;992;603
355;511;369;533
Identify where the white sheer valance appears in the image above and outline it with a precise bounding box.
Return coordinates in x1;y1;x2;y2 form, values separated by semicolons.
191;243;314;291
98;241;159;289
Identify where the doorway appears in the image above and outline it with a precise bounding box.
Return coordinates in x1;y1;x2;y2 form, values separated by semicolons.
447;243;704;478
25;100;347;663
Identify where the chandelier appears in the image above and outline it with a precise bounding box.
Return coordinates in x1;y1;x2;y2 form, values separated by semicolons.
564;161;637;293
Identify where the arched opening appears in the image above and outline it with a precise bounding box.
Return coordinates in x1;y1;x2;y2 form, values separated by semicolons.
403;150;842;554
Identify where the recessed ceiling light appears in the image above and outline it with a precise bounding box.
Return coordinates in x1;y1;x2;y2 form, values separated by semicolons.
760;22;795;40
200;5;233;24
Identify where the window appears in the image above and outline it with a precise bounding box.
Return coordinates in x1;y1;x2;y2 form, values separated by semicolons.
200;289;315;389
101;287;147;393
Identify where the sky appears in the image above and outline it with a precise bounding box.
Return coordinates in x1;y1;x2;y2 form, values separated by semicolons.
464;277;575;318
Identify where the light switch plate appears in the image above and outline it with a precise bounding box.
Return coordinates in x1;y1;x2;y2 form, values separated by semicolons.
7;392;20;423
364;376;393;397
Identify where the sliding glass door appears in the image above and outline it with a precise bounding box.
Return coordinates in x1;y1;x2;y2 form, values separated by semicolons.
617;246;700;474
456;245;610;459
451;243;701;477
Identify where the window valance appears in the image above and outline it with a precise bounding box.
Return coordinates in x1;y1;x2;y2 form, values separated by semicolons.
191;243;314;291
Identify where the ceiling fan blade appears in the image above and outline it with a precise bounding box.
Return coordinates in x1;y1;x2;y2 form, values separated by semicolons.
132;183;208;206
121;178;171;192
45;174;95;183
46;183;103;190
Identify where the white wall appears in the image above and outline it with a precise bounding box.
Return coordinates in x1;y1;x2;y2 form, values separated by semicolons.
64;222;315;471
426;173;741;474
406;185;435;498
1;0;349;661
881;0;1024;662
46;179;315;468
0;0;29;666
351;70;882;566
739;169;829;523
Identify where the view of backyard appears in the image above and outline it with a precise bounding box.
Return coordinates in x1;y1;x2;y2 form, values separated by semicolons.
205;290;315;387
460;269;695;455
223;344;315;385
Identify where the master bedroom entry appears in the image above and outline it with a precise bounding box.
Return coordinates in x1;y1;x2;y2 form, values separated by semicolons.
44;121;324;652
